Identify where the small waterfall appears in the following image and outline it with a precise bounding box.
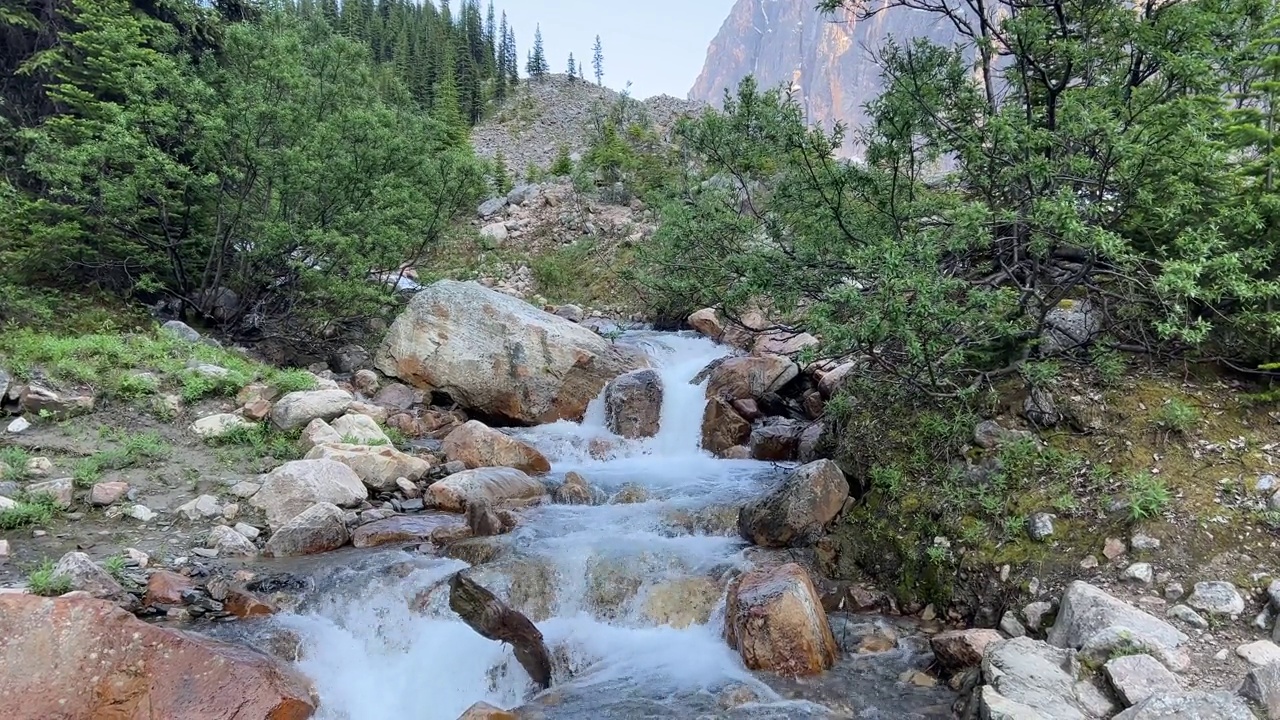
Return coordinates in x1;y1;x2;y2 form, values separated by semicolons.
231;331;951;719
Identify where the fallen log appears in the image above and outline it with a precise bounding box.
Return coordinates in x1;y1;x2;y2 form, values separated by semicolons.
448;571;552;689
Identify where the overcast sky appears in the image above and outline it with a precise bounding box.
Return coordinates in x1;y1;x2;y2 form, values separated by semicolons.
452;0;740;99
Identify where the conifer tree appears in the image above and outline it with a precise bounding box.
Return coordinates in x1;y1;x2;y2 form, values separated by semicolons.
592;35;603;85
504;24;518;86
528;24;547;80
567;53;576;81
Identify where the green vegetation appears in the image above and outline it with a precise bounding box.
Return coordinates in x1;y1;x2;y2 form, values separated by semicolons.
70;431;170;488
102;554;128;583
208;424;303;463
0;494;59;530
1152;398;1200;435
550;144;574;176
25;561;72;597
1126;473;1173;521
0;446;32;480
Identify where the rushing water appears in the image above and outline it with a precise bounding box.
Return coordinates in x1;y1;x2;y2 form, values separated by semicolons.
230;332;952;719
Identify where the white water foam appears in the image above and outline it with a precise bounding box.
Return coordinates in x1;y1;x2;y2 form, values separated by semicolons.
273;332;793;719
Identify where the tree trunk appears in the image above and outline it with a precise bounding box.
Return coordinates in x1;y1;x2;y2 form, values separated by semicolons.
448;571;552;689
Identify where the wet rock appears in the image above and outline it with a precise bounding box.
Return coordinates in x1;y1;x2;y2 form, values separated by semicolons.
687;308;724;339
329;413;392;445
0;594;315;719
352;514;463;549
979;637;1091;719
442;421;551;474
250;459;368;530
270;388;354;431
88;481;129;507
1048;581;1188;671
1028;512;1055;541
305;443;431;492
1112;691;1255;719
797;421;825;463
329;344;371;373
177;494;222;520
20;385;95;418
54;552;127;601
553;471;606;505
1237;640;1280;667
1104;654;1180;708
703;355;799;402
224;587;278;618
263;502;349;557
973;420;1033;449
603;369;664;439
738;459;849;548
449;571;552;689
1186;581;1245;617
375;280;642;425
700;397;751;456
932;629;1004;671
642;577;722;629
724;562;837;677
190;413;255;439
731;397;761;421
748;419;803;461
428;467;546;512
208;524;257;557
609;483;649;504
27;477;73;509
456;702;517;720
1240;662;1280;718
145;570;196;606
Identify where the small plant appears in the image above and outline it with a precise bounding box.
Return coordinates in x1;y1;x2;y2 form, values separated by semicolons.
71;457;103;488
26;560;72;596
1091;348;1126;386
549;144;574;176
1021;360;1060;388
1152;398;1198;435
1126;472;1172;520
868;465;905;496
103;554;128;583
0;494;58;530
0;446;31;479
269;369;319;395
925;545;950;566
109;372;158;400
959;518;989;546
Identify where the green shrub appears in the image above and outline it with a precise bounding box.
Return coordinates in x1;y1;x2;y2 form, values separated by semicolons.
0;495;58;530
0;446;32;479
1152;398;1198;435
549;144;574;176
26;561;71;597
1126;472;1172;520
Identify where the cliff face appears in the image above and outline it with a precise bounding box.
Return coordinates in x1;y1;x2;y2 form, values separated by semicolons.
689;0;959;155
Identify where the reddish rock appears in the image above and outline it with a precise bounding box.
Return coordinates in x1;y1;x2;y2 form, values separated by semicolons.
373;382;422;411
224;587;278;618
442;421;551;474
705;355;799;402
731;398;761;421
428;467;546;513
0;594;315;719
687;308;725;340
386;412;426;437
738;459;849;548
88;481;129;507
456;701;517;719
352;514;465;549
725;562;838;676
701;397;751;457
144;570;196;607
243;398;273;421
930;629;1004;671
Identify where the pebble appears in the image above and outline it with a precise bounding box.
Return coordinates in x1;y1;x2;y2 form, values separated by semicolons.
1130;533;1161;551
125;548;149;568
6;417;30;434
1215;649;1229;661
1255;608;1275;632
233;522;260;540
999;611;1026;637
1187;581;1245;617
127;504;156;522
1023;601;1053;631
400;498;425;512
1123;563;1154;584
1164;582;1185;601
1027;513;1055;541
1080;555;1099;569
1258;474;1279;493
32;530;46;537
1103;538;1127;560
1167;605;1209;629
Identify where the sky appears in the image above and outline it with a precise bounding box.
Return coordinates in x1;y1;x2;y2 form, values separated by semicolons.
453;0;740;100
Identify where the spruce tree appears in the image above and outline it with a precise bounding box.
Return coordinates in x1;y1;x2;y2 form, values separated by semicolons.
496;12;510;101
528;24;547;80
592;35;603;85
567;53;576;81
504;24;518;86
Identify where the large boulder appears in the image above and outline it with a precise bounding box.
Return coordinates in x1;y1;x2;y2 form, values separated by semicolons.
330;413;392;445
271;388;354;431
352;514;464;549
190;413;255;439
724;562;838;677
249;459;368;530
1112;692;1255;719
1048;581;1190;671
738;460;849;548
603;369;664;439
979;637;1099;720
263;502;349;557
703;355;799;402
701;397;751;456
442;421;551;474
0;595;315;720
304;443;431;491
52;551;128;601
428;467;546;513
931;629;1004;671
748;419;804;461
687;308;724;340
375;280;641;425
20;385;95;418
752;329;819;357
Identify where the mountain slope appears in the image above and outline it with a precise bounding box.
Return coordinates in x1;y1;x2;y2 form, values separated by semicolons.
689;1;959;155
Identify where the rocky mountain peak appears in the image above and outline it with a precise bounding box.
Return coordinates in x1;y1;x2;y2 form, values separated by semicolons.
689;0;959;156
